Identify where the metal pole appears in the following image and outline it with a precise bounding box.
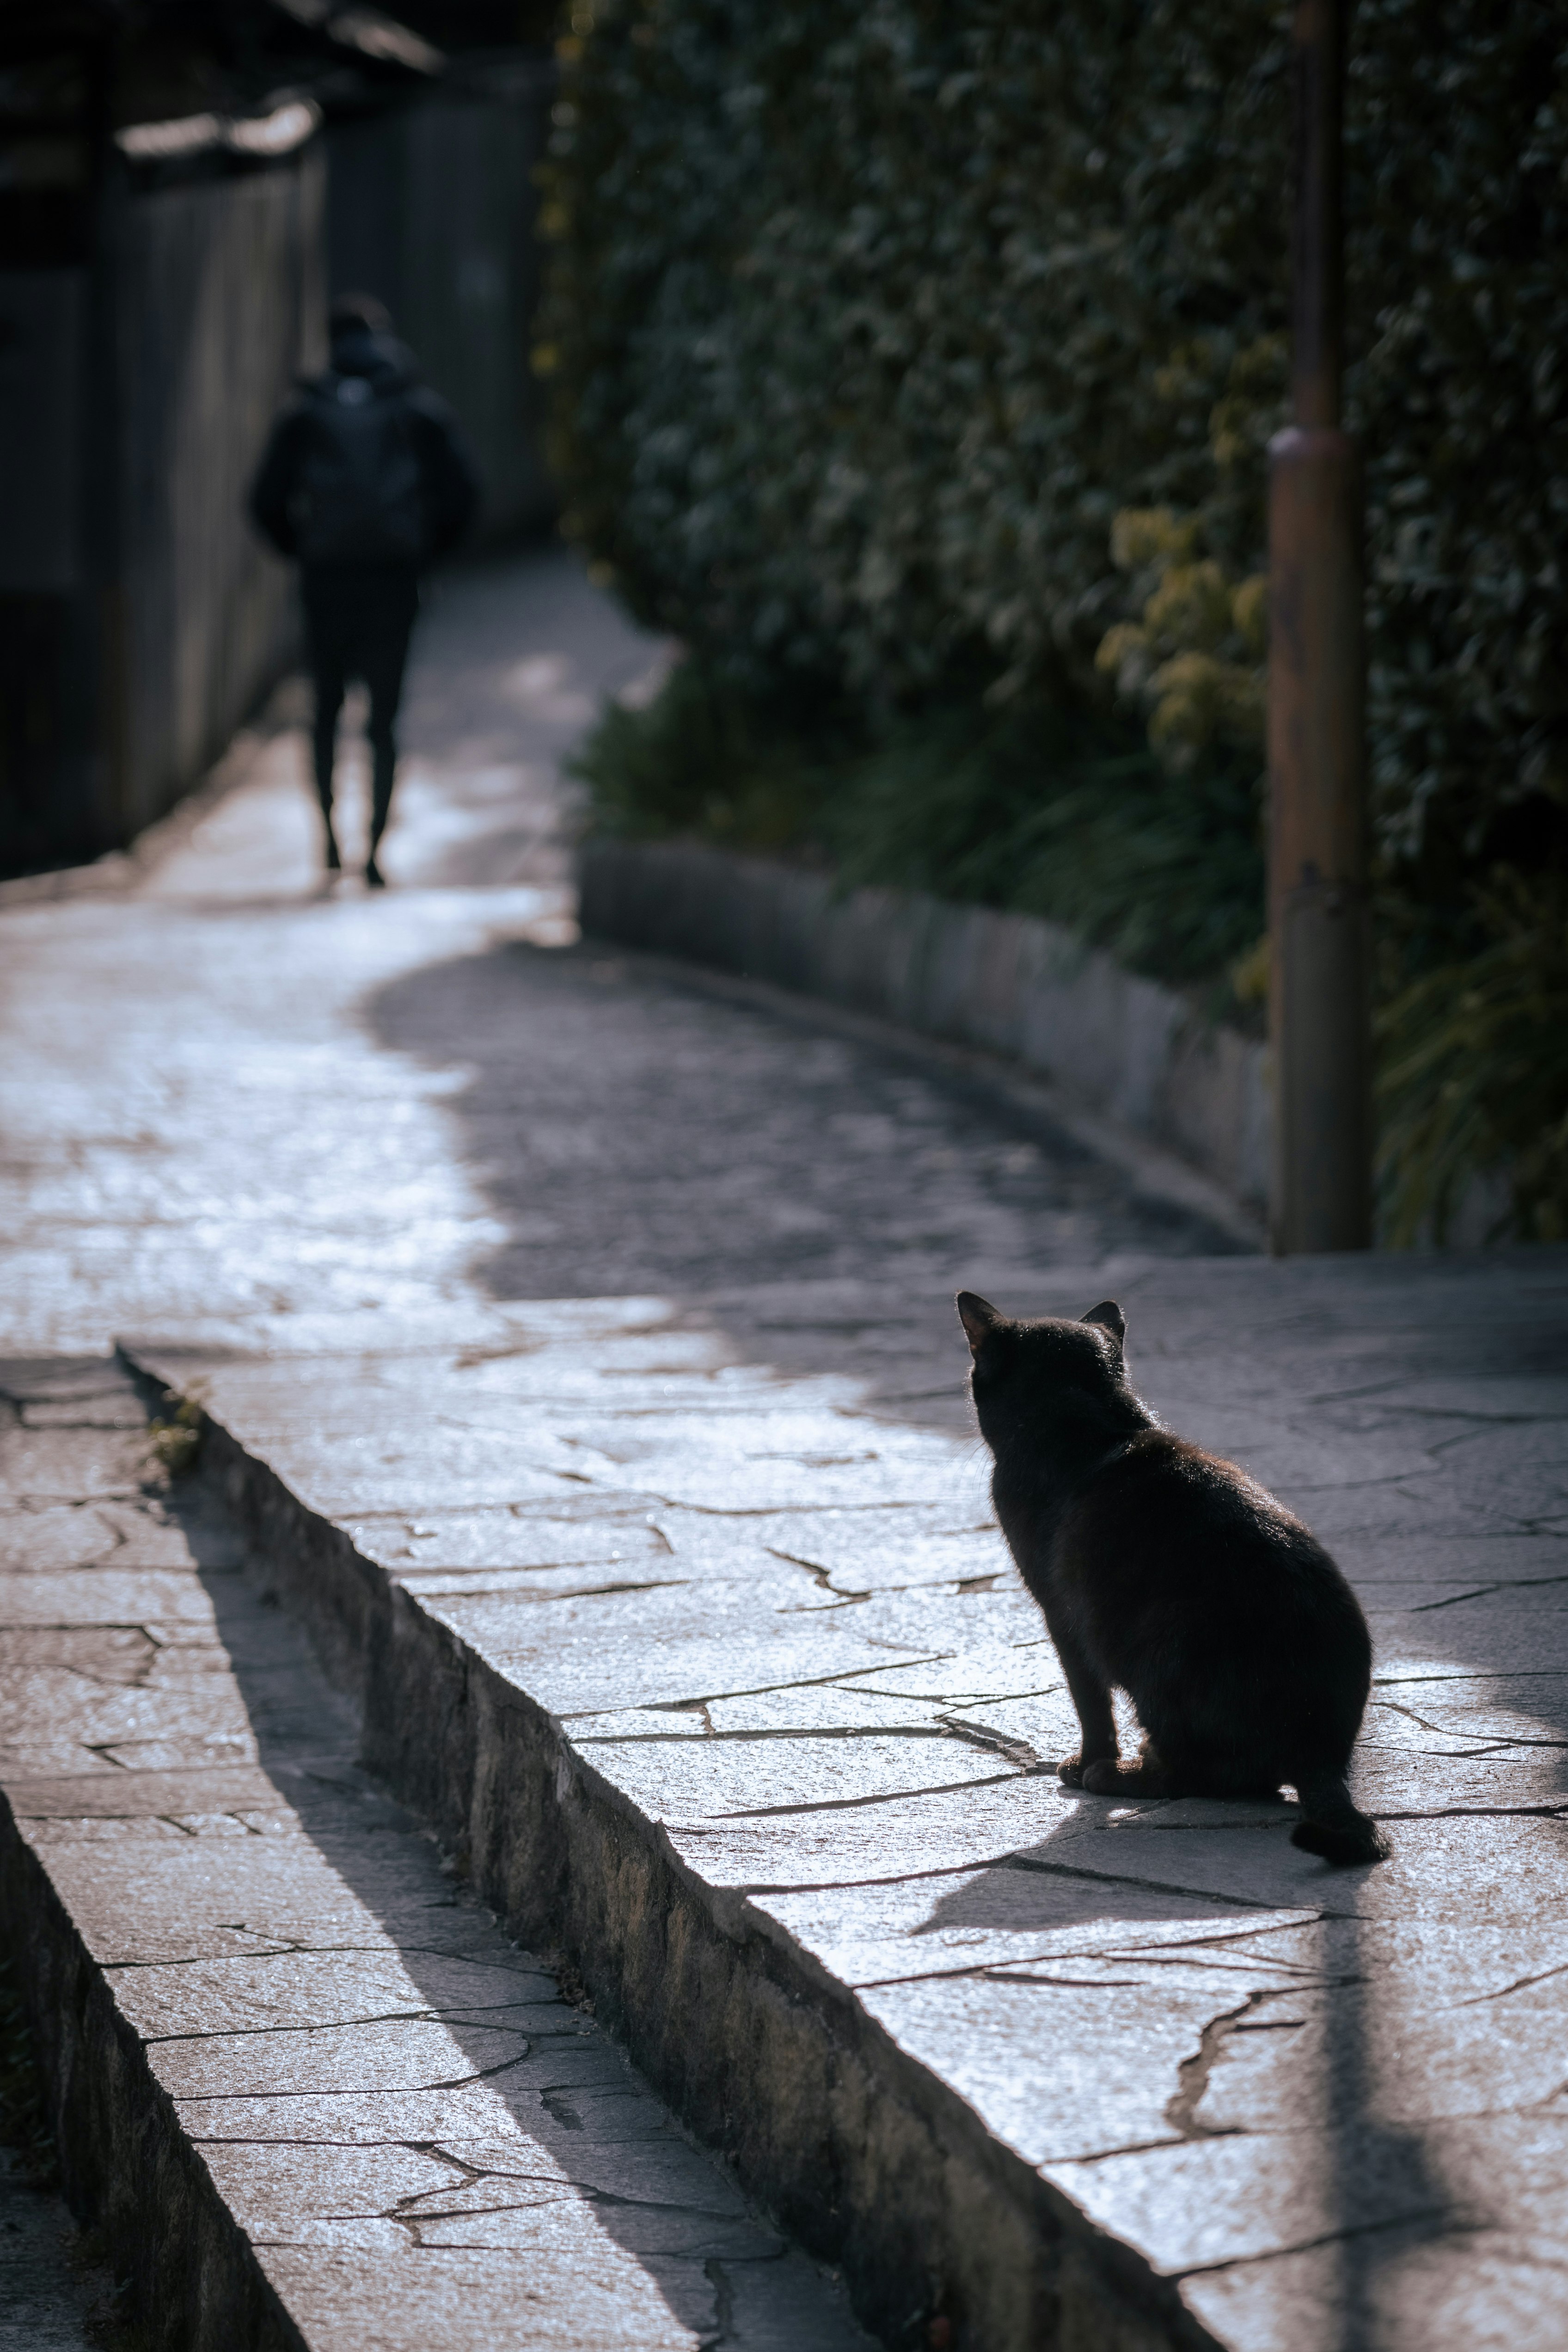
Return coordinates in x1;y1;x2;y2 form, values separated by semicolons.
1267;0;1371;1253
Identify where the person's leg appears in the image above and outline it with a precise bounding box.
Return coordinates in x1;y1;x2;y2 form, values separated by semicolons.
361;572;419;886
303;579;349;872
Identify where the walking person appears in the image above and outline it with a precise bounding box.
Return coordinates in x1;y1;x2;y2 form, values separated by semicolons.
250;294;480;885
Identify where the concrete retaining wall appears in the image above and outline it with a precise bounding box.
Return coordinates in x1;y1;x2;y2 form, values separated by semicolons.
579;838;1270;1215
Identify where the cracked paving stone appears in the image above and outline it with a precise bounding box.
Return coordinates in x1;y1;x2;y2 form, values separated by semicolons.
0;1365;872;2351
126;1245;1568;2351
6;551;1568;2348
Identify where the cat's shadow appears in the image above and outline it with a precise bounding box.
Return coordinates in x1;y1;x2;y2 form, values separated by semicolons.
914;1794;1316;1937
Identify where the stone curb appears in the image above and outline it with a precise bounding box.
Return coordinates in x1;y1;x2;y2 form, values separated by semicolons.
0;1799;303;2352
115;1354;1219;2352
578;838;1269;1217
2;1347;880;2352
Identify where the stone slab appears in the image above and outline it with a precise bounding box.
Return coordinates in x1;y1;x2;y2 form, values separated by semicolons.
6;546;1564;2351
579;835;1273;1216
0;1371;870;2352
124;1245;1568;2349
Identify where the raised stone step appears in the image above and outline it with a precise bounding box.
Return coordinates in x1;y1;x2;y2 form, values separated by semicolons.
117;1248;1568;2351
0;1354;871;2352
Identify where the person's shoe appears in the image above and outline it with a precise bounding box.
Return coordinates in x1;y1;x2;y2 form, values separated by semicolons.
365;853;387;889
324;829;342;873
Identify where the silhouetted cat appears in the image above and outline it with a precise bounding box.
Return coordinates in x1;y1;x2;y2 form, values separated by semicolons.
957;1292;1389;1866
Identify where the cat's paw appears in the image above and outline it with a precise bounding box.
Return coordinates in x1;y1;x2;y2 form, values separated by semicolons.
1083;1756;1175;1796
1056;1754;1086;1787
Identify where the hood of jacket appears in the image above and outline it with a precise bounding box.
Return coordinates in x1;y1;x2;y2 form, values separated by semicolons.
305;327;417;399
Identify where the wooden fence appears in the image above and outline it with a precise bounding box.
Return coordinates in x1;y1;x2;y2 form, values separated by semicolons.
115;148;325;837
2;54;556;876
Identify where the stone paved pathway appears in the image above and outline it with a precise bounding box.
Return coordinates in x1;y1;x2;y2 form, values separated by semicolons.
123;1251;1568;2352
0;548;1225;2351
1;1354;870;2351
3;548;1567;2351
0;620;1231;1350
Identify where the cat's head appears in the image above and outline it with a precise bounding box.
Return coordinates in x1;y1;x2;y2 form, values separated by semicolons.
956;1292;1139;1449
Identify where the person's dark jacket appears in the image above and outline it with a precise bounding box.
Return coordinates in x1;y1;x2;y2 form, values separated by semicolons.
249;327;480;570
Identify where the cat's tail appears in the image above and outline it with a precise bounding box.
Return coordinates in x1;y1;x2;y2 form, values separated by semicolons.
1291;1770;1391;1866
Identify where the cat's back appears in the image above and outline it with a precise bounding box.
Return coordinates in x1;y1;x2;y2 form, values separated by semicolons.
1066;1425;1357;1610
1107;1427;1298;1531
1060;1426;1373;1751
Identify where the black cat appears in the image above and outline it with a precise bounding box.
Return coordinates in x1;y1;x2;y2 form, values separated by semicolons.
957;1291;1389;1866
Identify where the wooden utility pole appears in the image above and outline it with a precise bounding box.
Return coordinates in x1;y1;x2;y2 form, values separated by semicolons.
1267;0;1371;1253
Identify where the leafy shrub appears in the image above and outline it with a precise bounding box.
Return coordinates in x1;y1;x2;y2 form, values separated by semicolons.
829;709;1265;996
575;660;1265;999
544;0;1568;858
569;657;844;851
1096;503;1268;781
541;0;1289;704
1377;874;1568;1243
543;0;1568;1226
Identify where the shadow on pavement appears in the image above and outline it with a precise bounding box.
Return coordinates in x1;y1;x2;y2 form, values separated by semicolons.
168;1476;863;2351
363;936;1243;1319
354;918;1568;2349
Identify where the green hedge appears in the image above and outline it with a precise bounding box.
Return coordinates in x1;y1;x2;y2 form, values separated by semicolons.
571;658;1268;993
541;2;1286;697
543;0;1567;863
541;0;1568;1232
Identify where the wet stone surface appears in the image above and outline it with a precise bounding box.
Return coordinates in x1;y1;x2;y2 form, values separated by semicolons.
0;557;1236;1360
0;1357;872;2351
4;549;1568;2348
129;1249;1568;2352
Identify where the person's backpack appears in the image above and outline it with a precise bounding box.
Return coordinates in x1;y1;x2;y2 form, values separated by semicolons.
290;375;424;565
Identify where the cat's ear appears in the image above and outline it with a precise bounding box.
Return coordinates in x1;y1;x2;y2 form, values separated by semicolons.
956;1292;1003;1354
1082;1299;1127;1347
